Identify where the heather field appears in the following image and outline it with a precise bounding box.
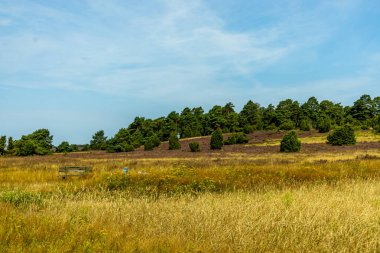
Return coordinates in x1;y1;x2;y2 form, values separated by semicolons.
1;130;380;252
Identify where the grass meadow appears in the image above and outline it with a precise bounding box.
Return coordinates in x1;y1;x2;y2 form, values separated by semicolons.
1;131;380;252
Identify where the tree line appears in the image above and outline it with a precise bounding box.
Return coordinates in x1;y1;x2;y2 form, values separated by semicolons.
1;94;379;156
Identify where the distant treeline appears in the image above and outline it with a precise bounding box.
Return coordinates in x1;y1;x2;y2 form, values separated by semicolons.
1;94;379;156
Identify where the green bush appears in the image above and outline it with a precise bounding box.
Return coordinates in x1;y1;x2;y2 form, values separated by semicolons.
189;142;200;152
280;131;301;152
168;132;181;150
327;125;356;146
144;135;161;151
124;144;135;152
224;132;249;145
210;129;223;150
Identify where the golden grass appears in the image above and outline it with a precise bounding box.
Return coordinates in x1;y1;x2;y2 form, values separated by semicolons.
1;131;380;252
2;180;380;252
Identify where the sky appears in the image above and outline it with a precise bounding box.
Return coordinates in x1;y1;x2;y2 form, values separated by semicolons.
0;0;380;144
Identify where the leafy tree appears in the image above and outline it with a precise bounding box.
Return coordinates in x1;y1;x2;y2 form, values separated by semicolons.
189;142;200;152
280;131;301;152
316;114;331;133
210;128;223;150
13;129;53;156
319;100;344;126
56;141;72;153
239;100;262;132
275;99;300;128
349;94;374;121
161;111;179;140
300;97;319;127
327;125;356;146
262;104;277;130
168;132;181;150
0;136;6;155
90;130;107;150
7;137;14;154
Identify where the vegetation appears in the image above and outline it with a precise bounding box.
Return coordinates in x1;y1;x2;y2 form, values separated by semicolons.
327;125;356;146
224;132;249;145
1;94;380;156
12;129;53;156
1;142;380;252
189;142;200;152
210;129;224;150
144;134;161;151
168;132;181;150
280;131;301;152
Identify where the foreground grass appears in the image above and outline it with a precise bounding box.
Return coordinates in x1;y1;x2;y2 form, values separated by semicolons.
1;134;380;252
1;180;380;252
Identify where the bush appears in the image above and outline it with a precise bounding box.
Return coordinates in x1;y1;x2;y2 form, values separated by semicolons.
327;125;356;146
224;132;249;145
189;142;200;152
317;115;331;133
124;144;135;152
210;129;223;150
280;131;301;152
168;132;181;150
279;120;295;131
144;135;161;151
299;119;311;131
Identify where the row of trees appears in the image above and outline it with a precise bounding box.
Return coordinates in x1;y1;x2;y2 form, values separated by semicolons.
89;94;380;153
0;95;379;156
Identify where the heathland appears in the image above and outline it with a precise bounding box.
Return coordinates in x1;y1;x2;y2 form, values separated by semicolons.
1;130;380;252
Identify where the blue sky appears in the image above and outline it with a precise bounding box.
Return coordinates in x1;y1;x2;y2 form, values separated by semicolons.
0;0;379;144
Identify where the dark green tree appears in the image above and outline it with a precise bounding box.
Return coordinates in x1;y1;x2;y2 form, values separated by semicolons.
300;97;319;128
90;130;107;150
13;129;53;156
56;141;72;153
0;136;6;155
210;128;223;150
280;131;301;152
316;114;331;133
7;137;14;154
224;132;249;145
238;100;262;132
327;125;356;146
168;132;181;150
349;94;374;121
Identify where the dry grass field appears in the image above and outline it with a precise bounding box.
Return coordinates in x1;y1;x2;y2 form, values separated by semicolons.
1;130;380;252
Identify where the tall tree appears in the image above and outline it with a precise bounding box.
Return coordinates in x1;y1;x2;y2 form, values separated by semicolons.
90;130;107;150
0;136;6;155
238;100;262;132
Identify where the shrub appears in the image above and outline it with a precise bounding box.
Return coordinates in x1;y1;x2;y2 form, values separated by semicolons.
189;142;200;152
124;144;135;152
224;132;249;145
327;125;356;146
280;131;301;152
317;115;331;133
210;129;223;150
299;119;311;131
168;132;181;150
279;120;295;131
144;135;161;151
